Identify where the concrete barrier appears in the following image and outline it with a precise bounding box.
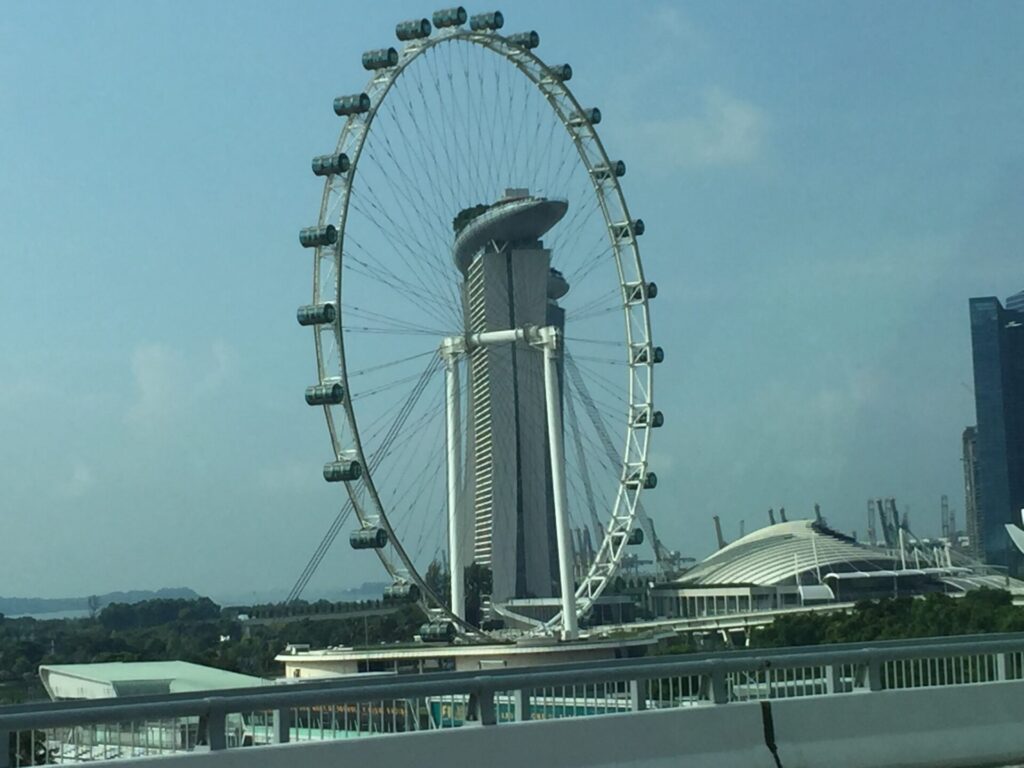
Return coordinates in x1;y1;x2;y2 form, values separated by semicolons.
109;704;776;768
770;680;1024;768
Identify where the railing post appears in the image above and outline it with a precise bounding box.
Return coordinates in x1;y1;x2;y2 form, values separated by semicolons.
272;708;291;744
996;653;1008;682
711;671;729;704
866;660;885;692
629;679;647;711
826;664;844;694
204;705;227;751
476;689;497;726
513;689;530;721
1;730;11;768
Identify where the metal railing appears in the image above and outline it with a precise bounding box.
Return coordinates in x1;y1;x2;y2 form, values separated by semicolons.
5;632;1024;765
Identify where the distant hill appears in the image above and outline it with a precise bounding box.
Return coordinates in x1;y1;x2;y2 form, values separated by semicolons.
0;587;201;617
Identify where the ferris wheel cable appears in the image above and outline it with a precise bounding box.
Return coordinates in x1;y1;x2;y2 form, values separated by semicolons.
346;349;438;379
343;245;456;327
565;336;624;347
350;369;442;402
348;161;454;295
287;502;354;603
383;68;456;224
570;354;629;367
568;304;622;323
565;238;615;287
565;390;603;541
362;96;459;253
570;354;635;401
360;139;455;264
345;302;449;331
565;294;620;322
346;193;460;320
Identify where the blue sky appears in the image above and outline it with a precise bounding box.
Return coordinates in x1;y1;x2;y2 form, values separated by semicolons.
1;1;1021;601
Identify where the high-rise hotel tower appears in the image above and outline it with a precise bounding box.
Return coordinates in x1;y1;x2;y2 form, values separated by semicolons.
452;190;569;603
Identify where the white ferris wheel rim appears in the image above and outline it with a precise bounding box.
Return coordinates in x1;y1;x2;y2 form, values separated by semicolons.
307;20;655;638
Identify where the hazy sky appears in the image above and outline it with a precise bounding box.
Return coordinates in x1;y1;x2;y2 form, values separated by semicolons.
1;1;1021;601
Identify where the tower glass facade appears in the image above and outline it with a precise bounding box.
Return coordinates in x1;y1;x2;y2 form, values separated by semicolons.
969;293;1024;569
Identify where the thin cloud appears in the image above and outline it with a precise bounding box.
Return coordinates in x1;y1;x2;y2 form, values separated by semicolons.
634;88;768;169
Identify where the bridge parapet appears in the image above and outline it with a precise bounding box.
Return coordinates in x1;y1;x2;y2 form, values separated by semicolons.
4;632;1024;766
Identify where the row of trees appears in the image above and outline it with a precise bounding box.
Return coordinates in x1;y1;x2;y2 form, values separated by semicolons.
749;589;1024;647
0;596;425;704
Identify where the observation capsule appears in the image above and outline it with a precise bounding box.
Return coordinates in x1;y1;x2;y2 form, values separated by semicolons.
334;93;371;116
296;302;336;326
568;107;601;127
299;225;337;248
546;63;572;82
507;31;539;49
305;382;345;406
432;7;467;28
591;160;626;180
625;281;657;303
396;18;432;41
362;47;399;70
627;528;645;546
469;11;504;31
323;460;362;482
419;622;456;642
311;153;350;177
384;582;421;602
632;345;665;365
626;471;658;490
613;219;644;239
633;409;664;428
350;527;389;550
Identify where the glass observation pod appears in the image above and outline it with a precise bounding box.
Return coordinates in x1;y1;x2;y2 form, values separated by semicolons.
311;153;350;177
384;582;421;602
432;7;467;28
299;225;337;248
362;47;399;71
632;345;664;365
396;18;432;40
334;93;371;116
568;107;601;127
545;63;572;82
626;471;658;490
613;218;645;239
305;382;345;406
625;281;657;303
592;160;626;180
350;527;389;550
507;30;539;49
469;11;503;31
419;622;456;642
296;302;336;326
627;528;645;546
323;460;362;482
633;409;664;428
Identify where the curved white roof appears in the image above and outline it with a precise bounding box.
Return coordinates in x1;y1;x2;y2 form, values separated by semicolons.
679;520;899;587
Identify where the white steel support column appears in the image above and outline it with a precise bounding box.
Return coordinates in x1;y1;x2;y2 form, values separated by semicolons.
539;326;579;640
443;345;465;621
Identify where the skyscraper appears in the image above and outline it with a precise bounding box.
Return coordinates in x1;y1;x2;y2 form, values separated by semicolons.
453;190;569;603
968;292;1024;569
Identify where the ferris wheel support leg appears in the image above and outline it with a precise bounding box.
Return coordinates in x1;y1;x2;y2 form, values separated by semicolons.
444;350;466;621
540;326;579;641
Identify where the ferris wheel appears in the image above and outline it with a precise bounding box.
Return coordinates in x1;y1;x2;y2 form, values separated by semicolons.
294;7;662;640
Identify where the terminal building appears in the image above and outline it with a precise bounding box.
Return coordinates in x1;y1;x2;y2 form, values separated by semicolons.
649;519;1022;620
